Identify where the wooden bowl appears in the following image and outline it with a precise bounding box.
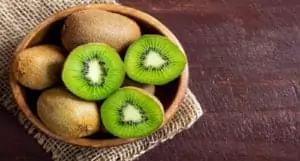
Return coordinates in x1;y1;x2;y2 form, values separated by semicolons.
9;4;189;148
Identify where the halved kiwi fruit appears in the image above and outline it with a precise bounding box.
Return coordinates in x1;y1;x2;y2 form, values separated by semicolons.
100;87;164;138
62;43;125;101
124;34;187;85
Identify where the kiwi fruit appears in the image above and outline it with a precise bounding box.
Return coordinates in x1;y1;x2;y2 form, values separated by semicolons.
13;45;65;90
124;34;187;85
62;43;125;101
37;87;100;138
61;9;141;52
122;78;155;95
100;87;164;138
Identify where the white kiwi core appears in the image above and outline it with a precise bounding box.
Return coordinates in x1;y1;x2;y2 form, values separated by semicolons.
143;50;167;68
85;59;105;84
122;104;143;122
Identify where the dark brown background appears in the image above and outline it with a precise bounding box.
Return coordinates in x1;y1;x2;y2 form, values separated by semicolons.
1;0;299;160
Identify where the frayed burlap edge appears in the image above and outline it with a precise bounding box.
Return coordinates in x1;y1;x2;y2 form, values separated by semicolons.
0;0;203;161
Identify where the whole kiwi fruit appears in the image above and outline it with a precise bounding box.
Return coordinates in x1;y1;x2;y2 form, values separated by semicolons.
13;45;65;90
37;87;100;138
61;9;141;52
122;78;155;95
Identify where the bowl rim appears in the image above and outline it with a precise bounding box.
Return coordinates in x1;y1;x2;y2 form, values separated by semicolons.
9;3;189;148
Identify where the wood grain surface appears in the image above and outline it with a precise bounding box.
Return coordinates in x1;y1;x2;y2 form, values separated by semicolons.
0;0;299;160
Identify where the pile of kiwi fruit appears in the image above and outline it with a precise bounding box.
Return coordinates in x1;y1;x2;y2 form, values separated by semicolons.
12;9;187;139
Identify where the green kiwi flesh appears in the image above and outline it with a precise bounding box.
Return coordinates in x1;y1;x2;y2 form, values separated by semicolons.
62;43;125;101
124;34;187;85
100;87;164;138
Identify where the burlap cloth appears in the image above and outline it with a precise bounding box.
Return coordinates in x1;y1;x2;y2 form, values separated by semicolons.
0;0;203;160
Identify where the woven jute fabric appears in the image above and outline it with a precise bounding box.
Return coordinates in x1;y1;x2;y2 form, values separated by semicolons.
0;0;203;161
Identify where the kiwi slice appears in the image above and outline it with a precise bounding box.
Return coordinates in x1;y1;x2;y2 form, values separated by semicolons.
62;43;125;101
100;87;164;138
124;34;187;85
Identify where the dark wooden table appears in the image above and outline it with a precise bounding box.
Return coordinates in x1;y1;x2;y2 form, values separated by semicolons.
1;0;299;160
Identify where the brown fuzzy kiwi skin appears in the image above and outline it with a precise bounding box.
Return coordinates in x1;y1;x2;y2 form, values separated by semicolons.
122;78;156;95
13;44;65;90
61;9;141;52
37;87;100;138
